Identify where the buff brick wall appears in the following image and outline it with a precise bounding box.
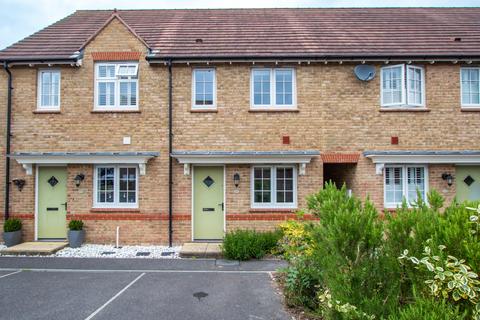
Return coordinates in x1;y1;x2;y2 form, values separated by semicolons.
1;17;479;244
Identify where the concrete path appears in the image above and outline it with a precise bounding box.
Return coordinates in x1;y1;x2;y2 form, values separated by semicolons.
1;241;68;255
0;257;291;320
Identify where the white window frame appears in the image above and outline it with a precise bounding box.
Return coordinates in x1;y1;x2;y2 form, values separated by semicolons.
94;62;139;111
380;64;425;108
384;164;429;208
191;68;216;109
460;67;480;108
250;165;297;209
37;69;61;110
93;165;139;208
250;68;296;109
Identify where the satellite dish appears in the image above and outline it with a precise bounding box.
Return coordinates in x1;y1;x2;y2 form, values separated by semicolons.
354;65;376;81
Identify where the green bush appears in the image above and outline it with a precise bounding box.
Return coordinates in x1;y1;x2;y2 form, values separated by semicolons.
388;298;467;320
221;229;282;260
280;183;479;319
3;218;22;232
68;219;84;231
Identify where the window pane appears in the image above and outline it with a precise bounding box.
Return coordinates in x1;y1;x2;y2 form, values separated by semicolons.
252;70;270;105
275;69;293;105
253;167;272;204
385;167;403;205
276;167;294;204
194;70;214;106
407;167;425;204
119;168;136;203
120;82;128;106
382;66;403;105
97;167;115;203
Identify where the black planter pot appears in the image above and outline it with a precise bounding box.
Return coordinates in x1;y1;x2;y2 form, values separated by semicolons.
68;230;85;248
3;230;22;247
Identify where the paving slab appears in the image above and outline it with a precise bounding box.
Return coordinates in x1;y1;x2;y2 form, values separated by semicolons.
1;242;68;255
180;242;222;258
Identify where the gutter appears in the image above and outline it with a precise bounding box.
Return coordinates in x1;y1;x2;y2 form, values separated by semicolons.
3;62;12;220
168;59;173;247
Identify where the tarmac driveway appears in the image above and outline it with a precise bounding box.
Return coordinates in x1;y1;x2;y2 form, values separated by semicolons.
0;257;290;320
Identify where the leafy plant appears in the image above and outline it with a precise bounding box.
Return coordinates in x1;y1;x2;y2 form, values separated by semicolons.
221;229;281;260
399;244;480;319
68;219;84;231
388;297;467;320
3;218;22;232
278;218;315;261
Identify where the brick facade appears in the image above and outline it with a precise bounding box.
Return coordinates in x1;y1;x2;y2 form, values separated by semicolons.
1;17;479;245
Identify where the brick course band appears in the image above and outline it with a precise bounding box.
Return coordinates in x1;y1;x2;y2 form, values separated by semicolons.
91;51;141;61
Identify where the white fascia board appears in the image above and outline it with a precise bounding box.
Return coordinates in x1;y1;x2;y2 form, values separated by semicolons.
173;155;316;164
365;154;480;164
12;155;155;165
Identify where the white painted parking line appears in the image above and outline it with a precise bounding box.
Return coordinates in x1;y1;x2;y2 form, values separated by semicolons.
0;270;21;279
84;272;146;320
0;268;273;274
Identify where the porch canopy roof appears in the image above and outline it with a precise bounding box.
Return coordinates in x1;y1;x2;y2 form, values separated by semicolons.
364;150;480;174
10;151;159;175
171;150;319;164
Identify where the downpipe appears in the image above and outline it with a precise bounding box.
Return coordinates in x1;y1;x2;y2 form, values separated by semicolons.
3;62;12;221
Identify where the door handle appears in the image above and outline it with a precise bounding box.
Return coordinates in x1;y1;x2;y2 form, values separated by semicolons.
61;202;67;211
218;202;224;211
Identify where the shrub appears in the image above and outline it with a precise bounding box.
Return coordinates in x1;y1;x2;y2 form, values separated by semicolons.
221;229;281;260
388;297;467;320
278;218;315;261
68;219;84;231
3;218;22;232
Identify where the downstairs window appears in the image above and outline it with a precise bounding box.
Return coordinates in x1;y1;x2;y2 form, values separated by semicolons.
384;165;427;208
251;165;297;209
94;165;138;208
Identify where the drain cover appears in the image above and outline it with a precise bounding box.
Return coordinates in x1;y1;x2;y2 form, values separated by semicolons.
101;251;115;255
215;259;240;267
136;252;151;256
161;251;174;256
193;291;208;301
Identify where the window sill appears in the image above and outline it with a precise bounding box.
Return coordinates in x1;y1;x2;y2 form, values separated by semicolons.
249;208;296;213
379;108;430;113
249;108;299;113
33;110;61;114
91;110;141;114
461;108;480;112
90;208;140;213
190;109;218;113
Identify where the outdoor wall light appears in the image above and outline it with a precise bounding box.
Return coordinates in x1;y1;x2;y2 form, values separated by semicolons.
12;179;25;191
233;173;240;188
441;173;454;186
74;174;85;187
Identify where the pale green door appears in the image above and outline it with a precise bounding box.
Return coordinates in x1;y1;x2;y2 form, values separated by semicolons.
193;166;224;240
38;167;68;239
456;166;480;202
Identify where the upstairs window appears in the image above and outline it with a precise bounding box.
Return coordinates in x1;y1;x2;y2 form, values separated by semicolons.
37;70;60;110
381;64;425;108
384;165;427;208
192;69;216;109
251;68;296;109
461;68;480;107
251;165;297;209
95;63;138;110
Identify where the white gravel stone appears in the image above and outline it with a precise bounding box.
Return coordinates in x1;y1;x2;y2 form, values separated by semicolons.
1;243;180;259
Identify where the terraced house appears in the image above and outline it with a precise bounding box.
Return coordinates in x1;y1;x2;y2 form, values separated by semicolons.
0;8;480;245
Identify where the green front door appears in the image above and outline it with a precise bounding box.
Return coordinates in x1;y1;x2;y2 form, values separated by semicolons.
38;167;68;239
193;166;224;240
456;166;480;202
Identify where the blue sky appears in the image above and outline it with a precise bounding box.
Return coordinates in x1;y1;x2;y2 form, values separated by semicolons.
1;0;479;50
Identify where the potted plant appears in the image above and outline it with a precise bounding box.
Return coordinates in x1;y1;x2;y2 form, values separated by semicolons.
68;220;85;248
3;218;22;247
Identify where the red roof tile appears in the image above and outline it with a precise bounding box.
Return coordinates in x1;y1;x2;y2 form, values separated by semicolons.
2;8;480;61
321;153;360;164
91;51;141;61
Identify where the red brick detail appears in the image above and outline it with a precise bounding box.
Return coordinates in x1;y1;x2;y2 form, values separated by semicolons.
391;136;399;145
282;136;290;145
67;213;191;221
10;214;34;219
227;213;318;221
321;153;360;164
91;51;141;61
90;208;140;213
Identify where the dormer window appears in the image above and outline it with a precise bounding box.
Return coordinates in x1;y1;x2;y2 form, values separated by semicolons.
94;62;139;110
380;64;425;108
